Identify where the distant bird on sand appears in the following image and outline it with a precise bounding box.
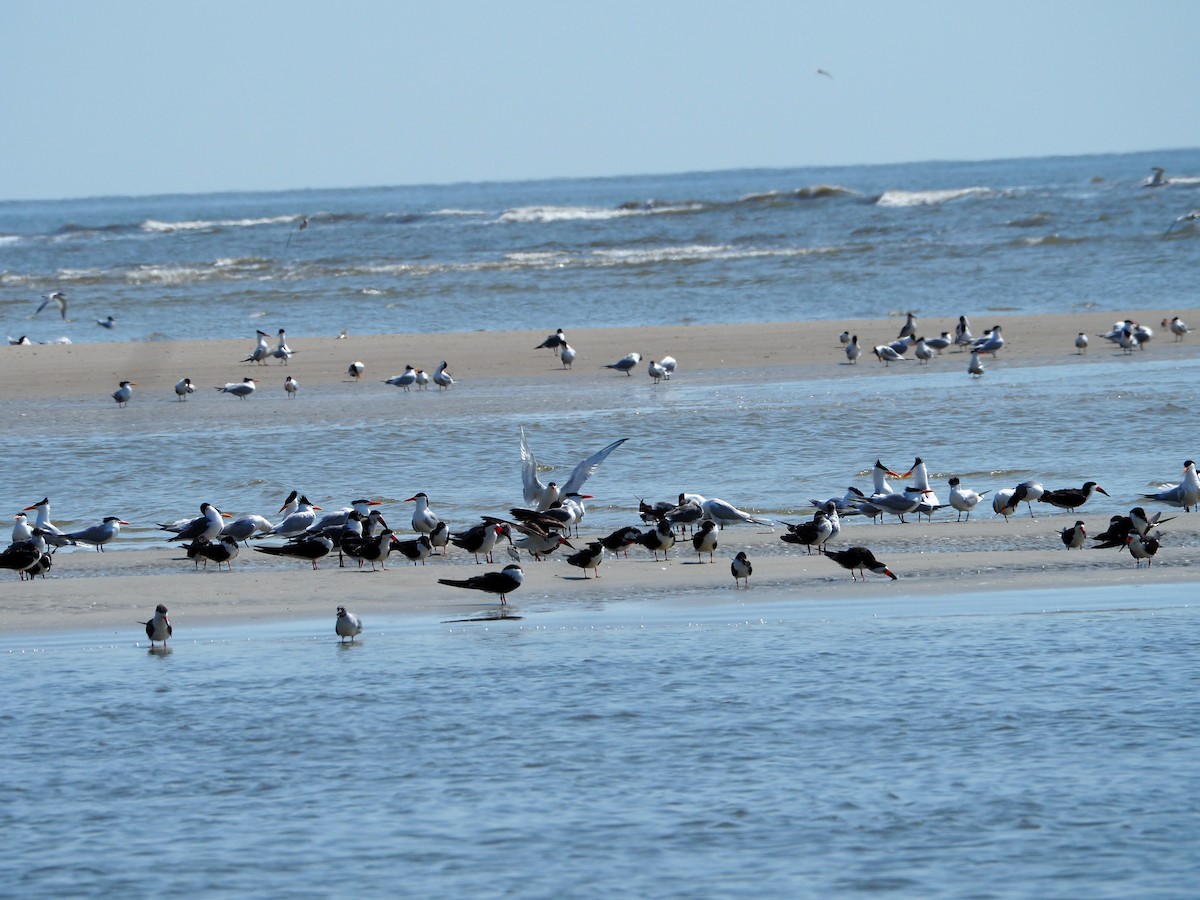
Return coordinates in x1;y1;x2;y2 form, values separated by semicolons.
439;563;524;605
112;380;136;407
1164;316;1192;340
730;551;752;588
284;375;299;398
559;343;576;369
536;329;567;352
336;606;362;642
216;377;257;398
1075;332;1088;354
845;335;860;364
603;352;641;375
968;350;985;378
897;311;917;339
433;361;454;389
35;291;68;320
140;604;172;647
348;361;365;381
1060;520;1086;549
174;377;194;401
826;546;897;581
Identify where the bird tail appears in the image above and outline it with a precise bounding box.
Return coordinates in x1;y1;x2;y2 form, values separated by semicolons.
437;578;470;588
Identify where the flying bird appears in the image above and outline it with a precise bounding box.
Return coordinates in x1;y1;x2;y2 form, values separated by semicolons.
35;292;68;320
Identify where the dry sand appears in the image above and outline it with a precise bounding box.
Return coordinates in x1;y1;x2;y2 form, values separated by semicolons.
3;307;1198;636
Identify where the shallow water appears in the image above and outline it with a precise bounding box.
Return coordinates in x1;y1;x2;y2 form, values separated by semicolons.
3;584;1196;897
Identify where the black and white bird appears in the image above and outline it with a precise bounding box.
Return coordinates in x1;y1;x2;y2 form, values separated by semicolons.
348;361;365;381
244;329;271;364
272;329;293;365
284;375;299;398
163;502;228;543
825;546;897;581
216;377;257;398
336;606;363;642
406;492;440;534
66;516;128;552
947;477;988;522
385;366;417;390
141;604;172;647
450;521;510;564
253;533;334;569
112;381;136;406
438;563;525;605
433;361;454;389
519;428;626;511
175;377;195;400
535;328;567;352
691;519;719;562
1038;482;1109;512
603;352;641;375
36;291;68;320
640;518;676;561
1143;460;1200;512
566;541;604;578
183;535;241;571
730;551;752;588
1060;520;1086;550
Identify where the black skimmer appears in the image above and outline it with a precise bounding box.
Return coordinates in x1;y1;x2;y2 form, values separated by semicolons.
780;510;832;555
347;360;365;381
253;534;334;569
665;496;704;534
0;536;46;580
598;525;642;558
66;516;128;551
1143;460;1200;512
947;477;988;522
336;606;363;642
112;381;136;407
730;551;752;588
1060;520;1086;550
163;503;231;543
183;535;241;571
603;352;641;375
1012;481;1044;517
343;529;398;571
140;604;172;647
450;521;509;564
1038;482;1108;512
535;328;566;351
394;534;433;566
640;518;676;561
825;546;897;581
1125;533;1160;567
438;563;525;605
566;541;604;577
1092;515;1134;550
216;377;257;398
691;519;719;562
175;377;195;400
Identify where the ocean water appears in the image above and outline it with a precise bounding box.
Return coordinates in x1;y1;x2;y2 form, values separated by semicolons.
2;148;1199;344
3;587;1197;898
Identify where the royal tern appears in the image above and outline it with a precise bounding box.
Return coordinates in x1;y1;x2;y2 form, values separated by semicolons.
174;377;195;400
22;498;73;548
1143;459;1200;512
536;329;567;352
659;356;677;379
163;503;229;543
66;516;128;551
1060;520;1086;550
11;513;33;544
216;377;257;398
914;338;934;364
384;366;417;391
140;604;172;647
263;495;321;537
902;457;942;518
511;526;573;560
336;606;363;642
405;492;439;534
1164;211;1200;236
647;360;667;384
925;333;952;353
558;343;577;369
183;535;241;571
244;330;271;365
639;518;676;560
967;350;985;377
253;533;334;569
1075;333;1088;354
284;375;299;397
897;311;917;339
394;533;433;565
825;546;897;581
691;519;719;562
972;326;1005;355
870;460;903;497
1144;166;1167;188
1038;482;1108;512
603;352;641;375
689;495;773;529
221;514;274;545
665;496;705;533
808;487;870;518
730;551;753;588
410;368;427;390
1165;316;1192;340
845;335;860;364
873;345;908;366
947;477;988;522
347;361;365;381
273;329;293;365
306;499;382;536
97;316;116;329
112;381;136;407
433;361;454;389
566;541;604;578
35;291;68;320
438;563;525;605
839;330;851;345
519;428;627;511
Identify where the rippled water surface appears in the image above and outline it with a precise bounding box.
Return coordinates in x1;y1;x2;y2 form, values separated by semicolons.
3;586;1197;898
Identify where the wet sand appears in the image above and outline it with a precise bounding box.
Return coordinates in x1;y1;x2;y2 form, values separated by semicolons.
2;306;1198;635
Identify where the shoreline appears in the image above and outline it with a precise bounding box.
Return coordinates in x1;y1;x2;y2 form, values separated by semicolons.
3;305;1198;637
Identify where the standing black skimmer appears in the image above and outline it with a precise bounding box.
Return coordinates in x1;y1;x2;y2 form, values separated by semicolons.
141;604;172;647
336;606;363;642
66;516;128;551
112;381;136;407
599;525;642;558
183;535;241;570
394;534;433;565
566;542;604;578
439;563;525;605
691;519;719;562
1143;460;1200;512
603;352;641;375
780;509;832;555
730;551;752;588
343;529;398;571
450;521;509;564
1038;482;1108;512
1060;521;1086;550
825;546;897;581
640;518;676;561
1125;533;1160;567
253;534;334;569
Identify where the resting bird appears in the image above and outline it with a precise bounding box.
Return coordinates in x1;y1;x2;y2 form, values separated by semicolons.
438;563;525;605
730;551;752;588
140;604;172;647
253;534;334;569
335;606;363;642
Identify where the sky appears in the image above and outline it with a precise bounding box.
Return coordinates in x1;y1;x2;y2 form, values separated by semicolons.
4;1;1199;201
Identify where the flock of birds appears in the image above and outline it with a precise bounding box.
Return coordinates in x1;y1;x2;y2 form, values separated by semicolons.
841;312;1192;376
